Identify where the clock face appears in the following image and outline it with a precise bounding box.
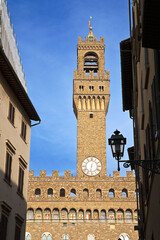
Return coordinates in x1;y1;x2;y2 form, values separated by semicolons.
82;157;102;176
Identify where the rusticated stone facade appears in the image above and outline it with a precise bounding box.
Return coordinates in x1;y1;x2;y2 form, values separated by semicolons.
26;171;138;240
26;24;138;240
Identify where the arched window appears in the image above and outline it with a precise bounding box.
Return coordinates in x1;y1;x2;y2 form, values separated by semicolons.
87;234;95;240
86;209;91;220
108;209;115;222
78;96;82;110
60;188;65;197
70;189;76;197
25;232;31;240
96;189;102;198
35;188;41;197
42;233;52;240
42;235;47;240
48;235;52;240
109;189;115;197
27;208;34;220
134;210;138;222
61;208;68;220
69;208;76;220
101;96;105;110
96;96;100;109
122;189;128;197
44;208;51;220
84;52;98;73
89;85;94;91
53;208;59;220
62;234;69;240
93;209;99;220
79;85;84;91
119;233;130;240
125;236;130;240
117;209;124;222
78;209;84;220
48;188;53;197
83;188;89;198
35;208;42;221
100;209;106;221
125;209;132;222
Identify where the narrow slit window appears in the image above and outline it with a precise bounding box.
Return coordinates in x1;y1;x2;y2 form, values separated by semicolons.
90;113;93;118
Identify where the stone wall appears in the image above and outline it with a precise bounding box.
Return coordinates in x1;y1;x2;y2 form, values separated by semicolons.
26;171;138;240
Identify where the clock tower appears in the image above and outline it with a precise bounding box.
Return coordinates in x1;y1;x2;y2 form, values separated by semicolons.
26;18;138;240
73;19;110;177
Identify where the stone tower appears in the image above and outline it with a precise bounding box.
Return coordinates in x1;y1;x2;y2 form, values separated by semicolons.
26;20;138;240
73;20;110;177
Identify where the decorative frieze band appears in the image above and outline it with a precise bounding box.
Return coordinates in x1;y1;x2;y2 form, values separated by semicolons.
78;45;104;50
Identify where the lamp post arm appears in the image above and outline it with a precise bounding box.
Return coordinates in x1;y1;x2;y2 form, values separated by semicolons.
118;159;160;174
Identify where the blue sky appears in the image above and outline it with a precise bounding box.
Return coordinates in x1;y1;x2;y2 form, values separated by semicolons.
7;0;133;176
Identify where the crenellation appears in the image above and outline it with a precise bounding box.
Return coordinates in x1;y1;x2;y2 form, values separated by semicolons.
78;36;104;44
126;171;134;178
29;170;34;177
78;36;82;43
113;171;120;177
40;170;46;177
28;170;135;181
64;171;71;178
52;170;59;178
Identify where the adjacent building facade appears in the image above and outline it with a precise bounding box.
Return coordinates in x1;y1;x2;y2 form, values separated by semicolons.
0;1;40;239
26;23;138;240
120;0;160;239
0;0;27;91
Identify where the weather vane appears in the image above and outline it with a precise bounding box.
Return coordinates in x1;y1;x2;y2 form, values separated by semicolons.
89;16;92;29
88;16;94;40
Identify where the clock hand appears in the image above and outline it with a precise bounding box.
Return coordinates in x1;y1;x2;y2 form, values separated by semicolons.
90;162;93;171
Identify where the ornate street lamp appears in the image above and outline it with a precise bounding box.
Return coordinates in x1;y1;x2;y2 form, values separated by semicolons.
108;130;126;171
108;130;160;173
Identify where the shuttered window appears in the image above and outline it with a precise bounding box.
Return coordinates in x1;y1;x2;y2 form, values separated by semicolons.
0;214;8;240
18;167;24;195
5;152;12;183
8;102;15;125
21;120;27;141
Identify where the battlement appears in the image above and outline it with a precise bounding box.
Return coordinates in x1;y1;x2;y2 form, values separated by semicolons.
29;170;135;181
74;69;109;80
78;36;104;44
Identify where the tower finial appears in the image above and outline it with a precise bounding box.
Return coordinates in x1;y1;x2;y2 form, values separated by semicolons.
89;16;92;29
88;16;94;39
